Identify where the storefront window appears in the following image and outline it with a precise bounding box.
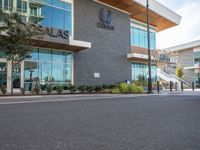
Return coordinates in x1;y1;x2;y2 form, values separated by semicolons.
132;63;157;83
130;27;156;50
17;0;27;13
194;51;200;64
4;0;13;10
24;49;72;91
195;73;200;87
0;62;7;88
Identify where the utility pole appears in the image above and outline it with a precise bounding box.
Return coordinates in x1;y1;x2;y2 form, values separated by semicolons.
146;0;153;93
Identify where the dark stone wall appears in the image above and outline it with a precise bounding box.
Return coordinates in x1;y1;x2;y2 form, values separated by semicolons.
74;0;131;85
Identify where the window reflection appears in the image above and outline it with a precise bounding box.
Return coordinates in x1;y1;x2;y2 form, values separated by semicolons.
24;49;72;91
132;63;157;83
131;27;156;50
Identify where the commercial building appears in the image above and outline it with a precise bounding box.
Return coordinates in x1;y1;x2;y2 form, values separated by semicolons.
166;40;200;87
0;0;181;92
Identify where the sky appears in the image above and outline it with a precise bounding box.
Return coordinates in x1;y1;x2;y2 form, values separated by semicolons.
156;0;200;49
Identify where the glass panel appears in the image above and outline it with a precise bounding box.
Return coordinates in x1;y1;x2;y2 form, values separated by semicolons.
13;64;21;88
17;0;27;12
26;49;38;61
132;63;157;83
40;5;52;27
139;30;145;48
52;7;65;30
130;25;156;50
65;11;71;32
0;0;2;8
150;32;156;50
64;2;71;11
52;63;64;82
0;51;7;58
133;28;140;47
52;0;64;8
65;63;71;80
195;73;200;87
194;51;200;64
39;49;51;62
24;61;39;91
52;51;64;63
0;62;7;88
4;0;13;10
39;62;52;84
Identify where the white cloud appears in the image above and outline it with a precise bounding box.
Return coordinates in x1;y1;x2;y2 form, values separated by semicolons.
156;0;200;49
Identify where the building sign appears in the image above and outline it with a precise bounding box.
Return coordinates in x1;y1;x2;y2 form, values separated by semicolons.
97;8;114;31
21;23;69;39
94;73;100;78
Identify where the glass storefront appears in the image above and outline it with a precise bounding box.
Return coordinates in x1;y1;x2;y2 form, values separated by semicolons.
24;49;72;91
132;63;157;83
0;62;7;88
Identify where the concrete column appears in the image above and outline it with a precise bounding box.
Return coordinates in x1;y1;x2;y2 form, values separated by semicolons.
20;61;25;88
71;53;74;85
7;61;12;93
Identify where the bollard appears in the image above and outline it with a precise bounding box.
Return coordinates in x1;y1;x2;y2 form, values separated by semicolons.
157;81;160;93
192;82;195;91
170;81;173;92
181;81;184;92
175;82;178;91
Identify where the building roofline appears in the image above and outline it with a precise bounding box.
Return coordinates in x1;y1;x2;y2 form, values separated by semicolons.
134;0;181;26
165;39;200;52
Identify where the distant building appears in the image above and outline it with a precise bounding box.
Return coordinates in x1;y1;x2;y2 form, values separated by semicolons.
166;40;200;87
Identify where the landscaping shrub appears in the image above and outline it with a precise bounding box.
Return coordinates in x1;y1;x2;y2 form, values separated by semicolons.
118;83;129;94
1;85;7;95
135;86;144;94
64;85;69;90
102;89;111;93
46;84;52;94
109;84;117;89
33;85;40;95
77;85;86;93
20;87;25;95
94;85;103;92
68;84;76;93
128;84;137;93
111;88;120;94
56;85;63;94
102;84;109;89
86;85;94;93
128;84;144;94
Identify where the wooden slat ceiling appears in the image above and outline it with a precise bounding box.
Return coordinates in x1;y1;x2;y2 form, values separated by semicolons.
98;0;176;32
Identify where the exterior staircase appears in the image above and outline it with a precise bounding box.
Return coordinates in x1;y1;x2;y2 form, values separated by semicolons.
157;68;189;90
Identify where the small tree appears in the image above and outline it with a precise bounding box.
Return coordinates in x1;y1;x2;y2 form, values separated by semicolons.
0;10;41;94
176;65;184;79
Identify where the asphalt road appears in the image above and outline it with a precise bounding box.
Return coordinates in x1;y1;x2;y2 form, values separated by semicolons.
0;95;200;150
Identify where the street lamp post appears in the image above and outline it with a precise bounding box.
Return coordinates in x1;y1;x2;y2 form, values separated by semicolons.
146;0;153;93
